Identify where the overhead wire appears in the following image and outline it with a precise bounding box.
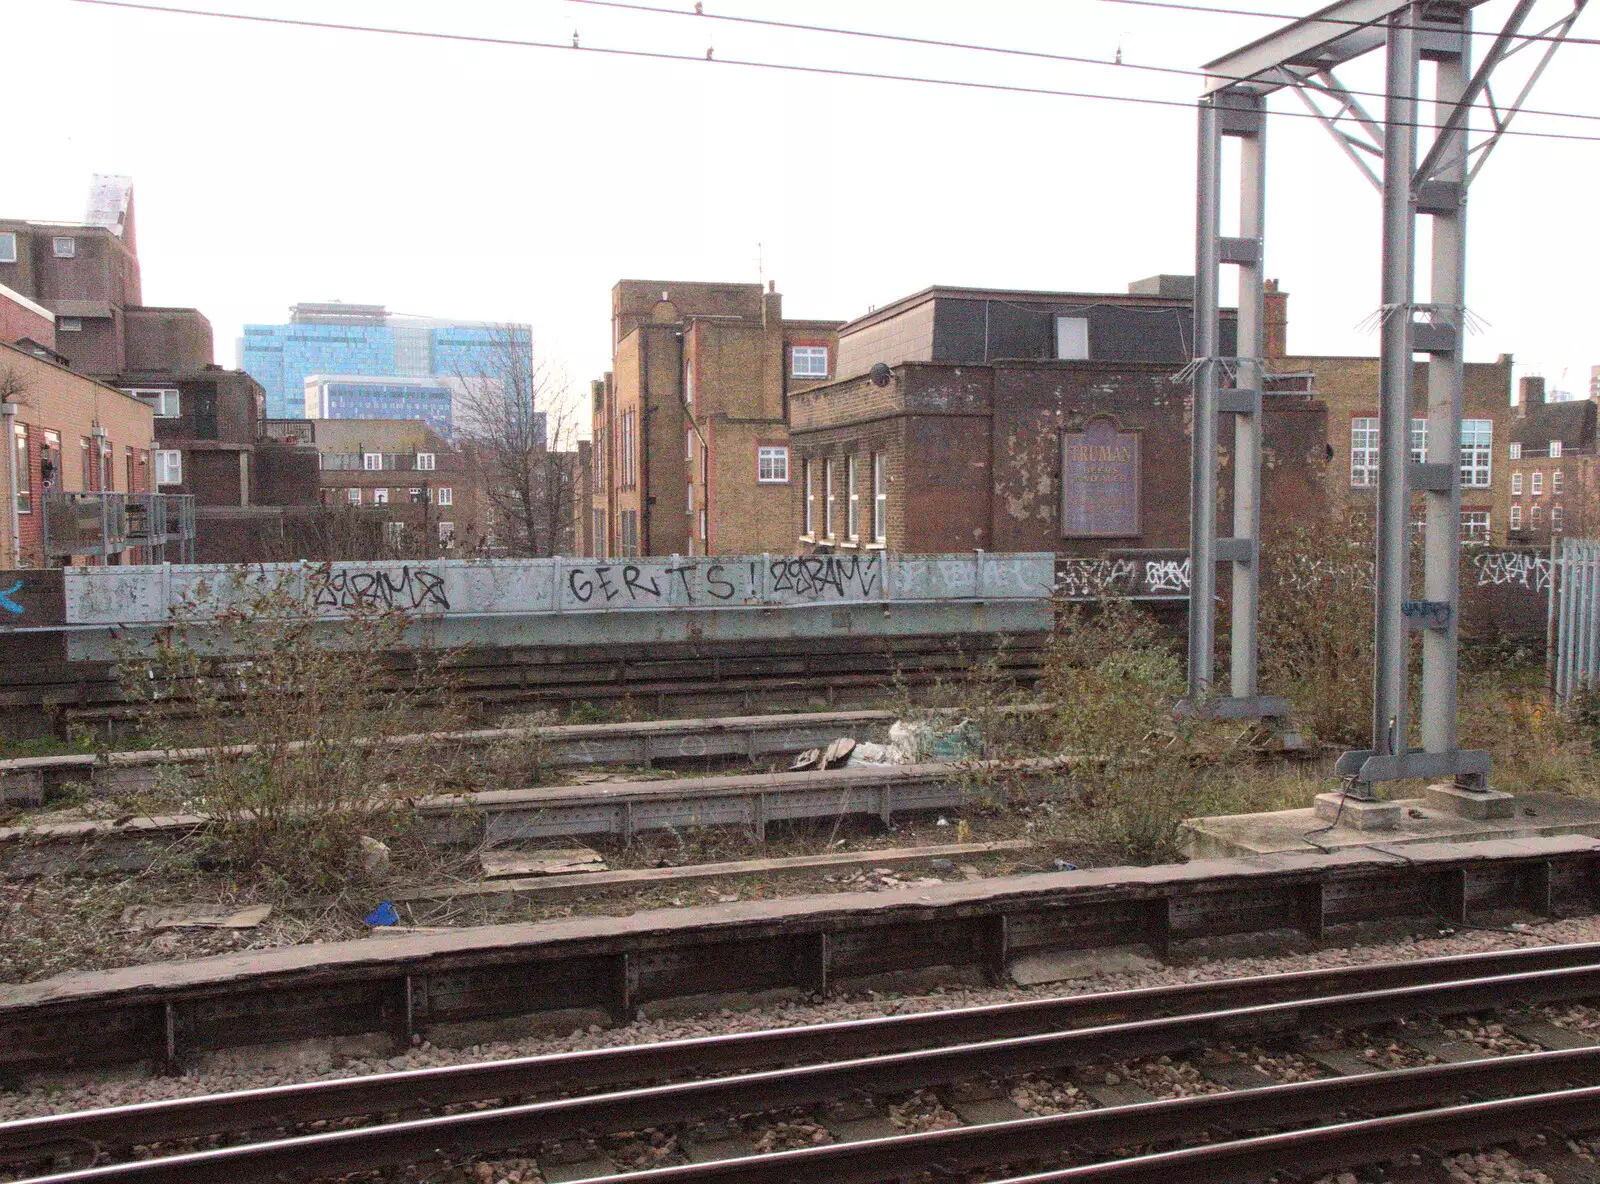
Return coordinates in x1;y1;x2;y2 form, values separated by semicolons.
565;0;1600;124
64;0;1600;144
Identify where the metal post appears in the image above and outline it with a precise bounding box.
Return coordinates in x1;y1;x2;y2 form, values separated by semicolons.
1187;98;1222;699
1230;101;1266;700
1419;9;1472;783
1365;9;1420;795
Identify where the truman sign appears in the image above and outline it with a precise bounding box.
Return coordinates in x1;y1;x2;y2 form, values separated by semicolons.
1061;418;1141;538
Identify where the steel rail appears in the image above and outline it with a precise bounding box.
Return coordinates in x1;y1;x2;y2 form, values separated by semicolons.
19;957;1600;1182
530;1046;1600;1184
7;940;1600;1168
989;1083;1600;1183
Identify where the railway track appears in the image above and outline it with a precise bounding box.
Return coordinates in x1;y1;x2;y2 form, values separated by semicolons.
9;941;1600;1183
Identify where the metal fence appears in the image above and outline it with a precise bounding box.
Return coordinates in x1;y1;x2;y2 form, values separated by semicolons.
42;492;196;564
1555;538;1600;704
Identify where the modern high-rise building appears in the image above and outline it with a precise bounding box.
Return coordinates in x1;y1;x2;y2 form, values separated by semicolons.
304;375;454;437
239;303;532;428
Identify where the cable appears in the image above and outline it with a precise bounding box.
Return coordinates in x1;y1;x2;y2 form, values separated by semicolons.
64;0;1600;145
1090;0;1600;49
566;0;1600;125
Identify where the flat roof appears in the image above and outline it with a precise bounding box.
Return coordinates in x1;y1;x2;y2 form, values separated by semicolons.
839;284;1206;336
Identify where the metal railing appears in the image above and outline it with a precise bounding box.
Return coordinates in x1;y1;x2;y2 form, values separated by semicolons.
320;453;437;472
1554;538;1600;704
42;491;196;564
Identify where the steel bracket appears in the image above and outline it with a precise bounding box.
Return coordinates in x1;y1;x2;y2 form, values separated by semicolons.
1216;388;1262;415
1334;746;1491;785
1415;180;1464;214
1412;321;1459;355
1219;237;1261;265
1176;694;1290;720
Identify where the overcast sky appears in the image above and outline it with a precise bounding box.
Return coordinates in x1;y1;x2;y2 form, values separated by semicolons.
7;0;1596;423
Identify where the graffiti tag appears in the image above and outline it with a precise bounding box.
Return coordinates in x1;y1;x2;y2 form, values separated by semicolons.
0;580;22;615
1473;550;1552;592
1144;558;1192;594
309;566;450;612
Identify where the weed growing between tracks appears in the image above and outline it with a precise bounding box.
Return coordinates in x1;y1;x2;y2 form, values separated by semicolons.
112;569;470;896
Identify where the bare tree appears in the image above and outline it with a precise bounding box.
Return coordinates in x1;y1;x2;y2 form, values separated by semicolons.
452;327;581;557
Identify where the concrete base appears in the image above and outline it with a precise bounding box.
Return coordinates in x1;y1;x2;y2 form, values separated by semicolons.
1009;944;1163;986
1427;782;1516;820
1313;792;1402;831
1183;790;1600;859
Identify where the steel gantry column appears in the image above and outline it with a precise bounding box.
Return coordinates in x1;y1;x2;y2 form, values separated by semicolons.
1187;88;1287;721
1196;0;1583;795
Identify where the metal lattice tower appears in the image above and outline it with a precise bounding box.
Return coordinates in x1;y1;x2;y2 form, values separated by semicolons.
1187;0;1587;793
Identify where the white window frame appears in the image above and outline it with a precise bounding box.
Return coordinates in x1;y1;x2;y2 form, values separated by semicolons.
1512;472;1523;495
1532;471;1544;496
872;451;886;544
385;521;405;545
58;317;81;332
1461;419;1493;488
757;445;789;484
698;507;707;541
823;458;836;539
0;232;15;264
415;451;435;471
1409;418;1427;465
438;520;455;541
846;455;860;540
1510;442;1523;459
154;449;183;486
803;459;814;537
1554;470;1564;494
13;424;29;514
1550;440;1564;458
52;236;76;259
363;452;384;471
347;487;362;505
373;487;389;505
1055;316;1089;360
687;428;695;462
1553;505;1565;532
1460;510;1491;542
1531;504;1543;526
1510;503;1522;530
1350;417;1378;487
437;486;453;506
790;346;829;378
124;388;181;418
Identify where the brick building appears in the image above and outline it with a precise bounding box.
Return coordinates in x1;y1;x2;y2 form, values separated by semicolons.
587;280;841;557
2;340;156;568
1264;282;1515;545
312;419;489;554
1509;376;1593;543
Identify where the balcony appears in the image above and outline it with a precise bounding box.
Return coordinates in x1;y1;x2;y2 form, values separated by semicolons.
43;491;196;563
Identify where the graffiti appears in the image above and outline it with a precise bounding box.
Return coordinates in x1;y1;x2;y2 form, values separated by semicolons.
0;580;22;615
568;564;676;604
1473;550;1552;592
1144;558;1192;594
1057;558;1138;598
768;554;880;599
308;566;450;612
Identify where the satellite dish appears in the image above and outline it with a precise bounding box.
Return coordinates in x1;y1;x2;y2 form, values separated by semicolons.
869;363;892;388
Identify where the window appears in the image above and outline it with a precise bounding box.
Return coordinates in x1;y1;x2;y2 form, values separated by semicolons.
385;521;405;546
1510;503;1522;531
620;411;637;488
1461;419;1493;487
846;455;860;540
872;452;886;543
1460;510;1491;542
790;346;829;378
1351;417;1379;487
53;237;76;259
363;452;383;471
1409;418;1428;464
1553;505;1565;532
1512;472;1523;495
438;521;455;542
620;509;639;556
687;428;695;462
757;445;789;483
1055;316;1089;360
1554;470;1565;494
373;487;389;505
58;317;81;332
415;452;435;471
1531;504;1543;526
699;508;707;542
1510;442;1523;460
347;487;362;505
1550;441;1564;458
124;388;180;418
593;508;607;557
685;357;696;404
1531;471;1544;496
154;449;183;486
803;459;814;536
687;479;694;513
13;425;28;514
0;232;15;263
823;459;836;538
437;486;453;506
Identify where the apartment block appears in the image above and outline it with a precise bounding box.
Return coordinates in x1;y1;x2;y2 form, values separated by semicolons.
588;280;841;557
